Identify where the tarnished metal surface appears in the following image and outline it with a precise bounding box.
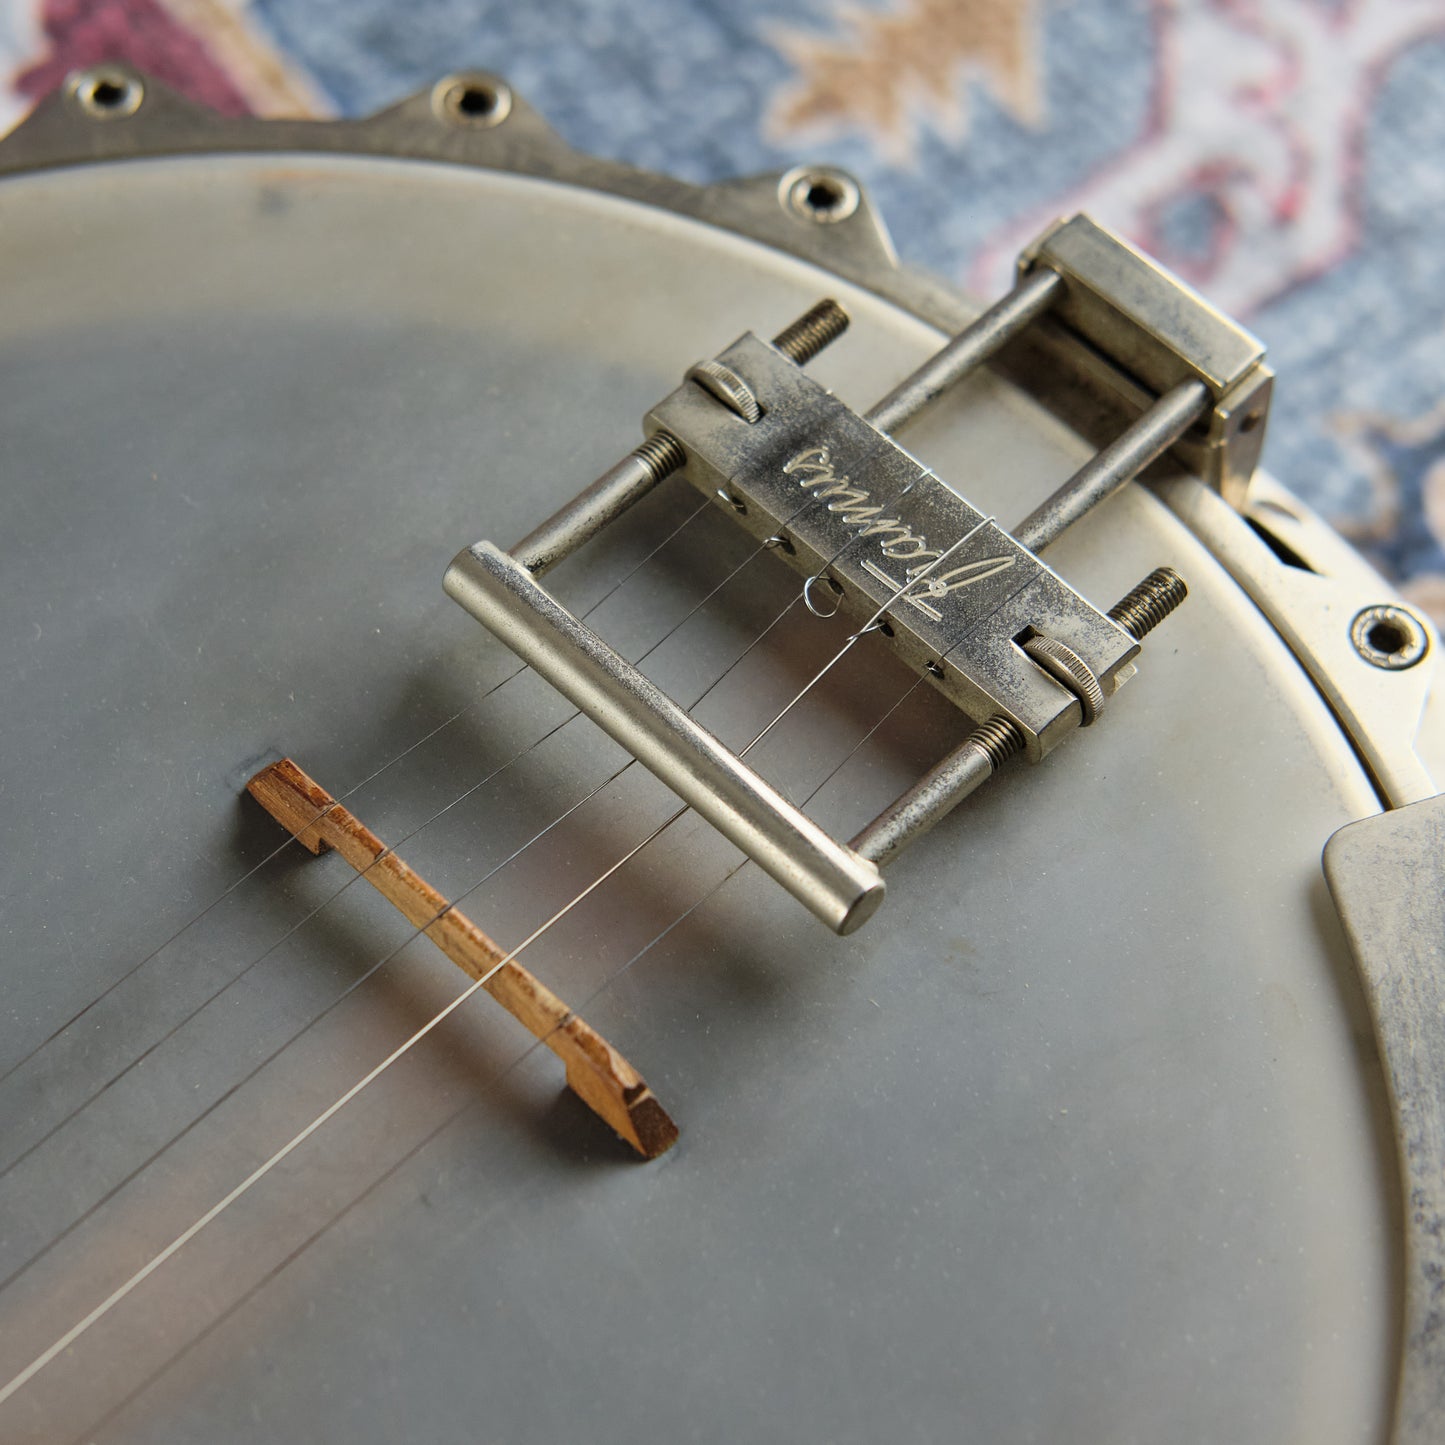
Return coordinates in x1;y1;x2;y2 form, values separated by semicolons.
1019;214;1275;504
849;715;1019;865
1325;795;1445;1445
0;64;1434;1445
1013;378;1209;553
0;65;929;321
444;541;885;935
1159;471;1441;808
650;332;1138;757
511;439;685;577
864;269;1063;437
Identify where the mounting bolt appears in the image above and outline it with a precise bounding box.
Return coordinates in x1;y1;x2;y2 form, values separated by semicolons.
433;74;513;128
780;167;861;224
70;68;143;119
1107;567;1189;640
1350;604;1429;671
772;299;850;365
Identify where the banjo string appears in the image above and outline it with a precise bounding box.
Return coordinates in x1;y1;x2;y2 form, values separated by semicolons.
0;530;963;1409
0;494;713;1095
0;807;684;1413
0;572;811;1299
1;448;930;1158
63;672;927;1445
0;507;798;1196
0;738;633;1300
6;439;953;1098
738;514;991;762
0;628;909;1413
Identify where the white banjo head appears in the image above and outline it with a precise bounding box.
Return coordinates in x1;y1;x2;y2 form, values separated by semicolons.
0;68;1441;1445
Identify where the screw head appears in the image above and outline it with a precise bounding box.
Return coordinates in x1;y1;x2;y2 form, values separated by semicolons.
1350;604;1430;670
432;74;513;129
780;167;861;224
69;68;144;119
1022;635;1105;725
686;360;762;423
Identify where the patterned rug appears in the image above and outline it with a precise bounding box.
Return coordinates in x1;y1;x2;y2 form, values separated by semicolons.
5;0;1444;622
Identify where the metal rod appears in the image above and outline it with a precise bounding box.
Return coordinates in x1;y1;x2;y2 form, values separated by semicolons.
864;269;1064;436
444;541;886;935
850;715;1024;866
853;565;1190;867
511;301;853;576
1012;379;1210;553
511;433;686;576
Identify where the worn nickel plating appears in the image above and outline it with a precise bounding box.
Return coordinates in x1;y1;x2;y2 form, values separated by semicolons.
452;221;1253;931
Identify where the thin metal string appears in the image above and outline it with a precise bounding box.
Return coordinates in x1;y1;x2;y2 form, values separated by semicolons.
0;496;715;1094
1;453;925;1167
4;462;971;1407
0;577;876;1411
0;568;809;1300
740;468;990;767
5;445;940;1096
0;807;681;1410
0;513;799;1200
0;746;628;1302
61;674;927;1445
740;513;991;761
3;522;970;1404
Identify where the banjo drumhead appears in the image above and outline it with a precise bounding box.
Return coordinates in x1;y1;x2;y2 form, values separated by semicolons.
0;149;1404;1443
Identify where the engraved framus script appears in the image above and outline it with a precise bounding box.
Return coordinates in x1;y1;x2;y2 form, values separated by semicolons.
783;446;1016;623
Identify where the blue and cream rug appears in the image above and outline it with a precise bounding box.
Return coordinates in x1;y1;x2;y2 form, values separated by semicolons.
5;0;1444;620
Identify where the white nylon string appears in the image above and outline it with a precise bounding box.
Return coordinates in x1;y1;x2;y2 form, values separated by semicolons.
0;541;811;1287
0;496;714;1093
0;594;850;1409
61;674;928;1445
0;500;779;1186
4;460;977;1410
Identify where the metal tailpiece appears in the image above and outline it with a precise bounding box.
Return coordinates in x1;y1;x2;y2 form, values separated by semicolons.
447;217;1263;928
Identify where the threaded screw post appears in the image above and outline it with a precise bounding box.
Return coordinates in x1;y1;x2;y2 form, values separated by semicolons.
1107;567;1188;640
631;430;687;483
967;713;1026;772
772;299;851;366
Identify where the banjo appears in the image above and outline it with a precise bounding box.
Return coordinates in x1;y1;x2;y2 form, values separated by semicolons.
1;64;1441;1444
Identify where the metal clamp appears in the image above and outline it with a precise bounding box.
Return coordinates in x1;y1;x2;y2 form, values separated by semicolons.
447;216;1238;930
444;540;885;935
1018;214;1273;507
645;329;1140;758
